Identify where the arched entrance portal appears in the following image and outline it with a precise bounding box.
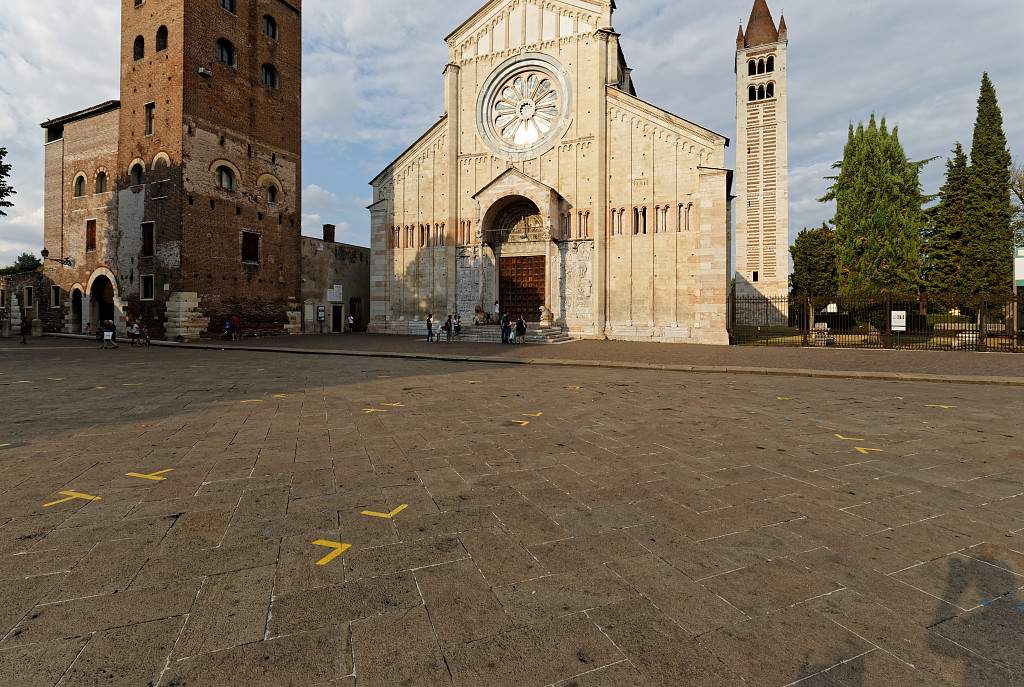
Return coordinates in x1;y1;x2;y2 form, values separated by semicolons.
90;275;116;329
70;289;83;333
483;196;546;322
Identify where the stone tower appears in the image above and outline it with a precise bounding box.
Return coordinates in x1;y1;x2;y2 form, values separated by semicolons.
734;0;789;297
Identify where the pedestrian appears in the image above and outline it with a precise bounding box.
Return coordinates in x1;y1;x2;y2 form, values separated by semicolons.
443;315;453;343
515;316;527;344
347;313;355;332
231;314;241;341
102;320;119;349
223;317;233;341
493;300;500;325
140;321;151;347
501;312;512;344
453;314;462;338
20;317;30;344
84;322;92;336
127;320;141;347
426;313;434;343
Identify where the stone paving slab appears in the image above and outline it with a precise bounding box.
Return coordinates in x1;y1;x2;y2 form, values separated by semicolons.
0;341;1022;685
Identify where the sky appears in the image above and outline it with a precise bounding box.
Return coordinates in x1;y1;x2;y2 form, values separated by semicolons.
1;0;1022;267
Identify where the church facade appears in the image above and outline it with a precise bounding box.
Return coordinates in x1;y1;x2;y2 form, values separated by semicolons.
368;0;733;343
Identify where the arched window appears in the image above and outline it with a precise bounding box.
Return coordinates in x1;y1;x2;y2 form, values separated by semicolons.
215;39;235;67
766;82;775;99
155;26;168;52
677;204;685;232
95;171;108;194
133;35;145;61
757;59;765;74
757;85;766;100
686;203;694;231
216;165;235;191
748;60;756;76
619;209;626;236
73;175;86;198
261;64;279;89
632;207;640;235
267;184;279;204
641;207;648;235
766;56;775;72
749;86;757;102
263;15;278;40
129;163;145;186
218;0;236;12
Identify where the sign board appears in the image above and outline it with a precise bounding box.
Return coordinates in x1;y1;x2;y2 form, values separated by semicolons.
1015;247;1024;287
327;285;343;302
891;311;907;333
316;306;326;322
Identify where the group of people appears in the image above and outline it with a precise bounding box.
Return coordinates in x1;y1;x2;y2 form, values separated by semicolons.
223;314;242;341
501;312;528;345
425;313;462;343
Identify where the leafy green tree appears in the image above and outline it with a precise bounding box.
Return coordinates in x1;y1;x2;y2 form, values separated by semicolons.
0;147;15;216
923;144;969;297
821;115;928;296
962;73;1013;294
0;253;42;276
1011;161;1023;247
790;223;838;297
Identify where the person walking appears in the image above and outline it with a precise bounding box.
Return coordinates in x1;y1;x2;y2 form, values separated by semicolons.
443;315;454;343
453;314;462;338
426;313;434;343
20;317;30;344
347;313;355;332
101;320;119;349
231;314;241;341
500;312;511;344
127;319;141;347
515;316;527;345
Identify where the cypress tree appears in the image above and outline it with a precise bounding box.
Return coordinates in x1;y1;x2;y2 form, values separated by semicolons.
963;73;1013;295
790;223;838;297
923;144;969;297
822;115;927;296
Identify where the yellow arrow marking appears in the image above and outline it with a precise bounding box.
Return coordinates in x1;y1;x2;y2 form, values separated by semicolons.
361;504;408;520
925;404;956;410
855;447;883;455
126;468;174;482
523;412;543;418
834;434;864;442
514;420;530;427
362;408;388;414
312;539;351;566
381;403;404;407
43;490;102;508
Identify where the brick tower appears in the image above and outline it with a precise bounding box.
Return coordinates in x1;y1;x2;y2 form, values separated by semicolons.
117;0;302;336
734;0;788;298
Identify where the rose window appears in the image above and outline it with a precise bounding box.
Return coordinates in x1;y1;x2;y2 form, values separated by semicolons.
493;73;560;148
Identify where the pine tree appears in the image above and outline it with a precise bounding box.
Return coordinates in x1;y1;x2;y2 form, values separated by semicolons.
0;147;15;217
923;144;969;297
963;73;1013;295
790;223;838;297
821;115;927;296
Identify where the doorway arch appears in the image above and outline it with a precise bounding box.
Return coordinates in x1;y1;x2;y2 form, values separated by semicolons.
70;288;84;333
85;270;120;334
483;195;547;322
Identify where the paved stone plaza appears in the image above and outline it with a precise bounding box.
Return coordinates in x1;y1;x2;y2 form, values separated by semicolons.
0;340;1021;686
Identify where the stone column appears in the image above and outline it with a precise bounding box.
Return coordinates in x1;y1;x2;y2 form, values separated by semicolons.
445;62;461;317
594;28;613;339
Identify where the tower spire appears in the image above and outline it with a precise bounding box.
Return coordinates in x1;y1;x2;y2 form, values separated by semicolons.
736;23;746;50
744;0;779;47
778;13;788;41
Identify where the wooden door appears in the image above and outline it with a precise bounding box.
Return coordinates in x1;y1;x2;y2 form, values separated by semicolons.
499;256;545;322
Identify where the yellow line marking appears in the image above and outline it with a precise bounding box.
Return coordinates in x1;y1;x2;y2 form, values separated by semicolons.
122;383;143;387
377;375;393;379
925;404;956;410
273;393;288;399
855;447;884;455
777;396;793;400
381;403;404;407
362;408;388;413
565;385;582;390
361;504;408;520
523;412;543;418
0;443;11;448
94;386;106;390
43;490;102;508
241;399;264;404
514;420;530;427
834;434;864;442
126;469;174;482
312;539;351;566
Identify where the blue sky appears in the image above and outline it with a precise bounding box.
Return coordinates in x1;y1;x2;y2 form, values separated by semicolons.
1;0;1022;265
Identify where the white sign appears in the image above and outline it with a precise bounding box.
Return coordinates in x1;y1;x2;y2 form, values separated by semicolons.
891;311;907;333
1015;247;1024;287
327;285;343;302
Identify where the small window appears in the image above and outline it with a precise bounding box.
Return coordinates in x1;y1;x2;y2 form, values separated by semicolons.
217;165;235;191
215;39;235;67
748;60;756;76
156;26;168;52
144;103;156;136
752;271;759;283
141;275;155;300
263;15;278;40
766;82;775;99
73;175;86;198
51;285;61;308
632;207;640;235
757;59;765;74
757;85;766;100
218;0;236;12
261;64;279;89
133;35;145;60
766;56;775;72
748;86;757;102
267;185;278;204
141;222;155;257
130;163;145;186
241;231;260;263
95;171;107;194
24;287;34;309
86;219;97;251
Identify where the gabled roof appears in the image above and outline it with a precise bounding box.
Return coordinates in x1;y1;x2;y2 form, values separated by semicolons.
471;166;559;199
40;100;120;129
744;0;779;48
445;0;607;44
369;115;448;186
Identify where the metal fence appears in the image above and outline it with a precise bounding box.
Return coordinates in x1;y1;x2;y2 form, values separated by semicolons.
729;293;1024;352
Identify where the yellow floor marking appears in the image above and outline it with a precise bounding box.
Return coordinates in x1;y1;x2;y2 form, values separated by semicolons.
43;490;102;508
925;404;957;410
0;443;10;448
381;403;404;408
273;393;288;399
361;504;408;520
377;375;393;379
777;396;793;401
565;385;582;390
523;412;543;418
126;468;174;482
47;378;65;381
94;386;106;390
362;408;388;413
834;434;864;442
241;399;264;404
122;383;143;387
514;420;530;427
855;447;883;455
312;539;351;566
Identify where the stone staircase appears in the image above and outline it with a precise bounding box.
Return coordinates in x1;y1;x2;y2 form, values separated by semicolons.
450;324;573;344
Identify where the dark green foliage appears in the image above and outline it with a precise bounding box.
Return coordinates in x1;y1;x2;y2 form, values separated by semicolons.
923;144;969;296
790;223;838;297
962;73;1013;294
0;147;14;217
821;115;928;296
0;253;42;276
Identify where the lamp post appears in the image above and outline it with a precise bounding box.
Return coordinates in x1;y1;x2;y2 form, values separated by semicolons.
40;249;75;268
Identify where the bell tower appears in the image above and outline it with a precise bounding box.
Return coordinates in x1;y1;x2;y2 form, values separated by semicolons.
734;0;789;297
